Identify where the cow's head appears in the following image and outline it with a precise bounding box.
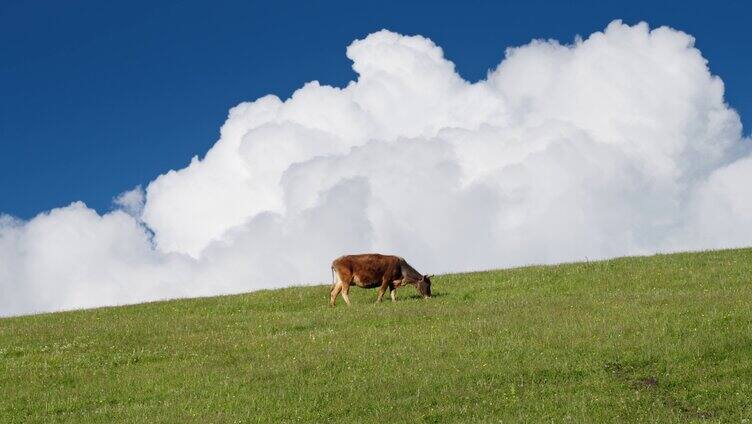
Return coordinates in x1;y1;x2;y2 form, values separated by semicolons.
416;275;433;298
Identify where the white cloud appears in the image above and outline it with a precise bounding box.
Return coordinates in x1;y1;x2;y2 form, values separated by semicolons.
1;20;750;316
113;185;145;218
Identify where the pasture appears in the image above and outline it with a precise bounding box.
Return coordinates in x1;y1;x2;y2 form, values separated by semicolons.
1;248;751;422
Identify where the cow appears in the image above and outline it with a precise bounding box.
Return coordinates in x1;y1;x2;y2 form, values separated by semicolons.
329;254;432;306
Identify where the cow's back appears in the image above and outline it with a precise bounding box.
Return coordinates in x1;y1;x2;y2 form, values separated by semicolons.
332;254;402;288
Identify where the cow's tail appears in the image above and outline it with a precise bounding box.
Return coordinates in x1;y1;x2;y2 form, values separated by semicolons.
330;266;337;290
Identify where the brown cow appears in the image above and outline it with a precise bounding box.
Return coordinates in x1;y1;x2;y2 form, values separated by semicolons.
330;254;432;306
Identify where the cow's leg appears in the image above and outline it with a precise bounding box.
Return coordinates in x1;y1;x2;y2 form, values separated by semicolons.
329;283;342;307
390;282;398;303
341;282;352;306
330;267;348;307
376;279;390;303
335;269;353;306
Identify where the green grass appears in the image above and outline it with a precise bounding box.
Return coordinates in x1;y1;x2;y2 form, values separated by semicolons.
2;248;752;423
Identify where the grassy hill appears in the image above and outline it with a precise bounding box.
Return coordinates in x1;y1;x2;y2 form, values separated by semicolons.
1;249;751;423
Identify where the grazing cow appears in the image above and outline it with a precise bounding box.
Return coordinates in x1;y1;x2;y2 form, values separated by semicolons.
330;254;432;306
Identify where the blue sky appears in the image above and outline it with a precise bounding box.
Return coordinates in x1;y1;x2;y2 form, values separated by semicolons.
1;0;750;219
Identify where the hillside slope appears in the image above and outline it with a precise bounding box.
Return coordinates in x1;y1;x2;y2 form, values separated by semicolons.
2;249;751;422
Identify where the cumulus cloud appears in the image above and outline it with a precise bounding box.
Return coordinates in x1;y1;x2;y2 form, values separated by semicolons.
1;20;751;316
113;185;145;218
